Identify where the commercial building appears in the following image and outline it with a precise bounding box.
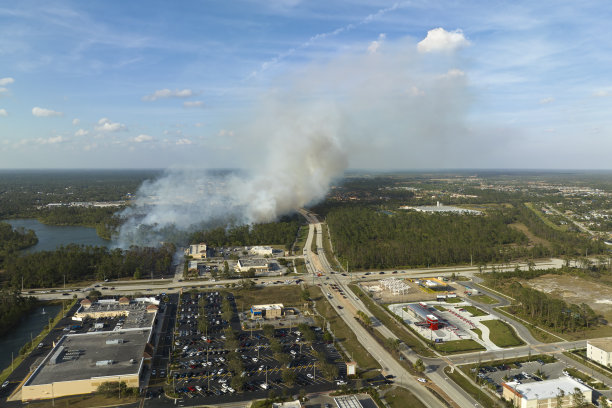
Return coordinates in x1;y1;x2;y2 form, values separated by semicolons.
250;246;274;256
22;298;158;401
186;243;207;259
502;377;592;408
334;394;364;408
399;201;482;215
587;338;612;367
250;304;284;319
236;258;270;274
272;400;302;408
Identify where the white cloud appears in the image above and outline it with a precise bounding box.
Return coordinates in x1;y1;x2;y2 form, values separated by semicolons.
176;138;192;145
417;28;470;53
194;122;205;127
0;108;7;117
74;129;89;137
142;88;195;101
0;77;14;86
410;86;425;96
0;87;8;95
217;129;235;137
368;33;386;54
441;68;466;79
95;117;126;132
539;97;555;104
32;107;63;117
592;89;610;97
37;135;67;144
72;118;80;125
183;101;205;108
133;134;154;143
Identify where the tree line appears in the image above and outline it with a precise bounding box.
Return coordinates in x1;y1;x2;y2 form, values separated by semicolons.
0;289;38;338
1;243;176;289
189;216;301;251
484;270;600;333
0;221;38;264
326;206;529;269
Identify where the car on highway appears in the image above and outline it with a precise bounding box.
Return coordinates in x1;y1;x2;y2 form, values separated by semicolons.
417;377;427;383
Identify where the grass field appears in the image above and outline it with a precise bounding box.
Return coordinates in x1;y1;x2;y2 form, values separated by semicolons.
445;297;463;303
384;386;428;408
524;202;567;231
233;285;306;311
469;294;498;304
321;223;343;271
462;305;488;317
312;286;381;376
471;328;482;340
434;305;448;312
434;339;484;354
348;284;434;357
481;320;524;347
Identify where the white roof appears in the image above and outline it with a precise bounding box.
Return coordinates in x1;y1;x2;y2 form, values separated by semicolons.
252;304;284;310
510;377;591;400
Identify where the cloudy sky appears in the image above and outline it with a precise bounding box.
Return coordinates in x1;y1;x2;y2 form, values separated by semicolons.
1;0;612;169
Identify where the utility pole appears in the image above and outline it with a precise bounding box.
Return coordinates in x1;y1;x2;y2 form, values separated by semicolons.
22;276;24;293
63;274;66;289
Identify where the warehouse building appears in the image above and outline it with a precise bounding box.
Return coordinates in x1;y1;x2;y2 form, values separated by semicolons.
587;338;612;367
502;377;591;407
22;299;157;401
250;304;284;319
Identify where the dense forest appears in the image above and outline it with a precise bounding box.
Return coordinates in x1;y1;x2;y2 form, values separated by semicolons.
484;270;600;332
326;206;529;269
0;289;38;338
0;221;38;252
1;243;176;289
36;206;121;240
189;216;302;250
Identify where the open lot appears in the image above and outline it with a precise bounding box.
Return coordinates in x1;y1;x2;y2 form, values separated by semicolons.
522;274;612;339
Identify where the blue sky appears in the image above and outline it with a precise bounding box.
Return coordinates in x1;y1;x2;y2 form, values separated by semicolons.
1;0;612;169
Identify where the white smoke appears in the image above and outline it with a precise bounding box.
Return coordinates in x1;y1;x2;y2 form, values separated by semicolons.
116;35;470;247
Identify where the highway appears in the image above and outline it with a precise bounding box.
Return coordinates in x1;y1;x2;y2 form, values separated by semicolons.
300;210;451;408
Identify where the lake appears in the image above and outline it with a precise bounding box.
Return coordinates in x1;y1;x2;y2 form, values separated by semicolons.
0;303;62;372
5;219;111;252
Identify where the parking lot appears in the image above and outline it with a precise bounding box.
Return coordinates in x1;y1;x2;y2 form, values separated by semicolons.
165;291;348;403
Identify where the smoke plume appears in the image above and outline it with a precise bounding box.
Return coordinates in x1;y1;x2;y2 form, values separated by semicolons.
116;35;470;247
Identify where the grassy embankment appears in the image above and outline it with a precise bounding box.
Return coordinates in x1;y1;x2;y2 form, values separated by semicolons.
493;306;563;343
469;294;498;304
480;320;524;347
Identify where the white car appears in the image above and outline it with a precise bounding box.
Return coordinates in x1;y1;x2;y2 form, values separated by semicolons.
195;385;202;392
336;380;346;385
252;357;258;363
307;373;314;379
417;378;427;383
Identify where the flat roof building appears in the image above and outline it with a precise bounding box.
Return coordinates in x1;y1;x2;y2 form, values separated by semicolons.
250;304;284;319
22;298;158;401
502;377;592;408
587;338;612;367
236;258;270;274
399;202;482;215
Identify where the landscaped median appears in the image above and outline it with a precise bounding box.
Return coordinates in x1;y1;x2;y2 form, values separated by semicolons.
480;320;524;348
443;366;501;407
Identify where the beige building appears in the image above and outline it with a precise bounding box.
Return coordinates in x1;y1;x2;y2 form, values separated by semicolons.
502;377;591;407
22;298;158;401
587;338;612;367
250;304;284;319
236;258;270;274
187;243;207;259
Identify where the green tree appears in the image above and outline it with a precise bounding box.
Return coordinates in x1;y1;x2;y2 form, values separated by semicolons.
282;368;296;386
414;358;425;373
572;387;587;408
599;396;610;408
263;324;275;339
